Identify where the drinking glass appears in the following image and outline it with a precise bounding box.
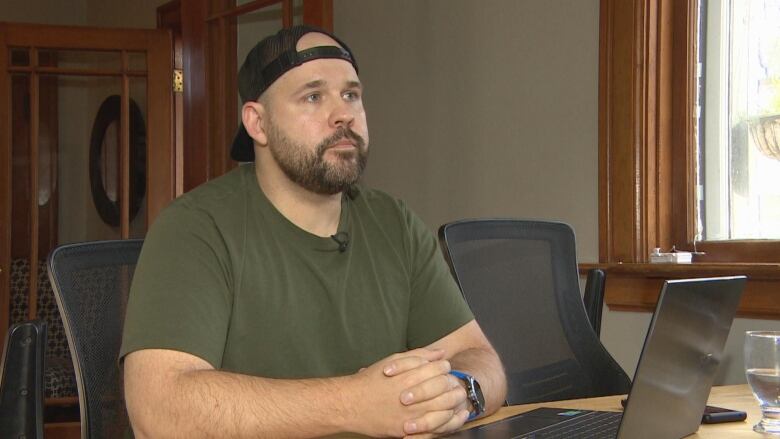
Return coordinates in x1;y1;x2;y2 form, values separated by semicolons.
745;331;780;434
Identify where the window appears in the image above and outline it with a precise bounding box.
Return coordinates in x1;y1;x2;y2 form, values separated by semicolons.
599;0;780;265
597;0;780;317
699;0;780;241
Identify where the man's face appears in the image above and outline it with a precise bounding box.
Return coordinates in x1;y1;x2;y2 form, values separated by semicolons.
265;111;368;195
260;33;369;195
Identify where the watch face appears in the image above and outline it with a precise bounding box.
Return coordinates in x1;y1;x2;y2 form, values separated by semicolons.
451;371;486;417
471;378;486;414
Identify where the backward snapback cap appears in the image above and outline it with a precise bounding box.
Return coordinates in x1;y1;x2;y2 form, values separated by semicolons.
230;25;359;162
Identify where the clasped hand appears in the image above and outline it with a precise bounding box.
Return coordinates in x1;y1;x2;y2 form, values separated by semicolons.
350;348;470;438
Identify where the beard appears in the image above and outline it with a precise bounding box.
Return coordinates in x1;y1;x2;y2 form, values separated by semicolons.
267;118;369;195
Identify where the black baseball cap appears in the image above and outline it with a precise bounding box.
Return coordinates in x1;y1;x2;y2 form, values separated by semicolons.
231;25;359;162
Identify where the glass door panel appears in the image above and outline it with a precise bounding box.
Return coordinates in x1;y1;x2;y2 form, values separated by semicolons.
129;76;148;239
42;49;122;71
10;47;29;66
56;74;124;243
127;51;147;71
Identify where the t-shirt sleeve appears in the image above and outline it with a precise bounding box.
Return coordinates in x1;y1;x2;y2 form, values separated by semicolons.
403;206;474;348
120;201;234;367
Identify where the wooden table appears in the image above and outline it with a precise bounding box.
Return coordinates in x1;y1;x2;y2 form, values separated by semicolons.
463;384;764;438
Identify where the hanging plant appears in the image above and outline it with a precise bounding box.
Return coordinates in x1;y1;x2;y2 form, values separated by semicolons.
748;113;780;162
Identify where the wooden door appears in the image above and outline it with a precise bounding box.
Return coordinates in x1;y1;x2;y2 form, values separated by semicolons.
0;22;173;345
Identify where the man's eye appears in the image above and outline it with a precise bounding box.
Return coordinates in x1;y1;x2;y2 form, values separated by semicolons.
305;93;321;103
343;91;360;101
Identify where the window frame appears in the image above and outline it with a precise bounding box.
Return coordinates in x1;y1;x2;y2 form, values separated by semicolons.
600;0;780;263
597;0;780;317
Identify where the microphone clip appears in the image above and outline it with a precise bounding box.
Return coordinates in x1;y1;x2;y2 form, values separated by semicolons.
331;231;349;253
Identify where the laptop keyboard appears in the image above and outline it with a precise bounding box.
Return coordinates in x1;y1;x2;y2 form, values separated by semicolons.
526;411;622;439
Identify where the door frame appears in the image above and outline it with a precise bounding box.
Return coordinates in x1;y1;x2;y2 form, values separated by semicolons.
158;0;332;191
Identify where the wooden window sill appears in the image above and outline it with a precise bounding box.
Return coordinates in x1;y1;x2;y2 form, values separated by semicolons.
578;263;780;319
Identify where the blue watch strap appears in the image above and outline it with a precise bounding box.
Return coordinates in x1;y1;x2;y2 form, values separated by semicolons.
449;370;479;421
449;370;469;381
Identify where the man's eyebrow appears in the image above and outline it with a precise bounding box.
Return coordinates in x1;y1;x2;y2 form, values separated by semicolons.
295;79;326;94
291;79;362;97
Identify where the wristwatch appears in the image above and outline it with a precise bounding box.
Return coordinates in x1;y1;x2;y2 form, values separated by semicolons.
450;370;485;421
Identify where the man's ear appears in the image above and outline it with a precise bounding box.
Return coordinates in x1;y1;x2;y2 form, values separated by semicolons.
242;101;268;146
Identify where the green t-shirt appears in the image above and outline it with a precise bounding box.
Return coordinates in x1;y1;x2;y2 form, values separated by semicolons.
120;163;473;378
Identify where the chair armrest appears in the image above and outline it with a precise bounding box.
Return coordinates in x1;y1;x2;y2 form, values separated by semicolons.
583;269;606;337
0;319;47;439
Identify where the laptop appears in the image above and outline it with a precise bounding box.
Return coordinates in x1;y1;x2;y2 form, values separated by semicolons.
447;275;747;439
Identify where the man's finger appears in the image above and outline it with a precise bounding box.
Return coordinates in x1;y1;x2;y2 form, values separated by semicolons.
403;409;454;435
383;356;430;377
402;408;469;437
432;408;470;435
384;348;446;376
400;372;462;406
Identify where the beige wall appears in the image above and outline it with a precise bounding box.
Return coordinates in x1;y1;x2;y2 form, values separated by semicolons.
0;0;164;28
335;0;600;263
334;0;780;385
0;0;87;25
84;0;169;29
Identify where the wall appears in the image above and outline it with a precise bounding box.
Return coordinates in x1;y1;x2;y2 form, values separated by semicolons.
0;0;87;25
335;0;599;262
334;0;780;385
603;308;780;385
0;0;164;28
84;0;169;29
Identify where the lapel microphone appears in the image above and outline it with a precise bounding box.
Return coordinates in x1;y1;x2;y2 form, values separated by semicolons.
331;231;350;253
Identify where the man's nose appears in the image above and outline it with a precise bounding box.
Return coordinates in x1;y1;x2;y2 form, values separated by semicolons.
329;100;356;128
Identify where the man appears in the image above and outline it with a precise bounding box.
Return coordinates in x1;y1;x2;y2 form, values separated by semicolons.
121;25;506;438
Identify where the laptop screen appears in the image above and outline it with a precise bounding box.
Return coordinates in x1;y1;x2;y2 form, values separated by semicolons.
617;276;746;438
446;276;747;439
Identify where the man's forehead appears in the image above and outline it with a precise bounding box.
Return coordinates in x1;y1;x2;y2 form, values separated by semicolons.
275;58;360;93
296;32;343;52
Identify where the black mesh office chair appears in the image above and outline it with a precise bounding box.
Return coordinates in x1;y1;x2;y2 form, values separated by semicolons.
0;319;47;439
438;219;631;405
47;239;143;439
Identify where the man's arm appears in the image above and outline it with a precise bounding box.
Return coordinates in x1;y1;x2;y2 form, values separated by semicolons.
124;347;464;438
430;320;506;415
383;320;507;437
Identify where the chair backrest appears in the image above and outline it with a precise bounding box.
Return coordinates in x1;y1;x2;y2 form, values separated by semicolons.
0;319;47;439
438;219;631;405
47;239;143;439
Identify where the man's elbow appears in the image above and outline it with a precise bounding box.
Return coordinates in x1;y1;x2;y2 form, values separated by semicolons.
125;376;170;438
127;423;153;439
123;350;195;438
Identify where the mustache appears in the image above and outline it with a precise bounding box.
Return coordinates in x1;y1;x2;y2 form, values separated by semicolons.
318;127;367;152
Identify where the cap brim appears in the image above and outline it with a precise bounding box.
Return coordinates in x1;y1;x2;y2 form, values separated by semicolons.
230;124;255;162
